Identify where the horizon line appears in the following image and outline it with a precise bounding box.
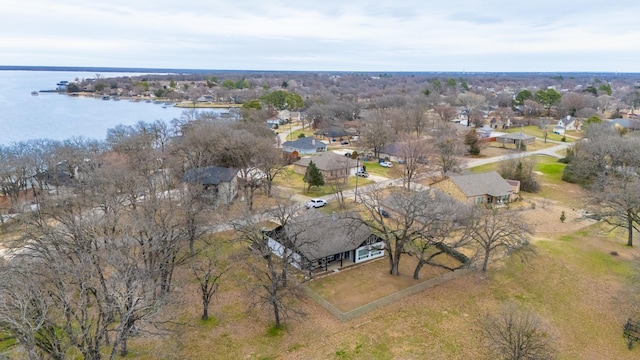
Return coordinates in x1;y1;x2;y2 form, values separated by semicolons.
1;65;638;76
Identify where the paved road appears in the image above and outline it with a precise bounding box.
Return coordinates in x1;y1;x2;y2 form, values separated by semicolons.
465;140;572;168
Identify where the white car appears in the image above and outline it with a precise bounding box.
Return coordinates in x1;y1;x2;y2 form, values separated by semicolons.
379;161;393;168
305;198;327;208
355;170;369;178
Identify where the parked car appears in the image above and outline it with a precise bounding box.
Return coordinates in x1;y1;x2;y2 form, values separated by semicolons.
341;140;349;145
355;171;369;178
305;198;327;209
379;161;392;168
378;208;390;218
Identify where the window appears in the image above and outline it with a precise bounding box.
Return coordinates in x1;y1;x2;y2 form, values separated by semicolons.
475;196;484;204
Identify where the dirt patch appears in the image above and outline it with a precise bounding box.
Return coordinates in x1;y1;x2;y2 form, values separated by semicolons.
518;195;598;238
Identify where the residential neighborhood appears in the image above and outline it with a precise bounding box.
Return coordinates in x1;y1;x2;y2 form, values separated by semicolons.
1;70;640;360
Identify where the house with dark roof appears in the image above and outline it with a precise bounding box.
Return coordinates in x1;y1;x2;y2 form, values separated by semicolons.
379;142;404;162
313;126;351;142
182;166;239;206
263;209;385;274
433;171;515;206
282;137;327;155
293;152;358;180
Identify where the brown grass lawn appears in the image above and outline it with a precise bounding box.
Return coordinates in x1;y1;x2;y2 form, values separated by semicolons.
307;253;461;312
119;161;640;360
127;221;640;360
5;152;640;359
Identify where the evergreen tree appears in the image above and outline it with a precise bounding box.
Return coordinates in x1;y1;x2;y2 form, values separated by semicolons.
465;129;481;156
303;160;324;191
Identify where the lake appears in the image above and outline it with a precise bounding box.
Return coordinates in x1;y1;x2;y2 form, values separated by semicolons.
0;71;225;144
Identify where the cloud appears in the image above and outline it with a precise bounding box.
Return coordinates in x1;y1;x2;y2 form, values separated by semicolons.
2;0;640;71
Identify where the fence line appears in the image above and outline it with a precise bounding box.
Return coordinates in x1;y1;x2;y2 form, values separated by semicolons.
303;268;472;321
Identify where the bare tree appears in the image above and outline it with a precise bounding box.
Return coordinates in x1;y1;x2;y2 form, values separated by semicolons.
566;124;640;246
190;244;229;321
464;207;531;272
433;124;465;174
361;109;396;158
393;134;433;190
403;190;470;279
457;93;486;126
356;187;462;276
403;98;429;136
231;199;307;328
434;104;458;123
479;303;556;360
498;157;540;193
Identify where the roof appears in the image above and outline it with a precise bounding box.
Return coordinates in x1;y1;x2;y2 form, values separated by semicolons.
448;171;513;197
182;166;238;185
295;151;355;171
497;132;535;141
610;118;640;130
560;115;573;126
282;136;327;151
269;209;376;261
379;142;404;156
314;126;350;138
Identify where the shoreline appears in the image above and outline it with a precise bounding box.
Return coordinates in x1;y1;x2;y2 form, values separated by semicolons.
64;92;242;109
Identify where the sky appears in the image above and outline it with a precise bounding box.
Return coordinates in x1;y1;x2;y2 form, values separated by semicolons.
3;0;640;72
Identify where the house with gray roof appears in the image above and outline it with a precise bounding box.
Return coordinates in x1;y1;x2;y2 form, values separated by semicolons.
553;115;580;135
263;209;384;274
379;142;405;162
496;132;535;146
182;166;238;206
432;171;515;206
282;136;327;155
293;151;358;180
609;118;640;132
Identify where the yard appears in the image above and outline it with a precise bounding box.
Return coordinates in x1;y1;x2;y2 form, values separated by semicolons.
123;215;640;360
307;250;463;312
273;165;374;198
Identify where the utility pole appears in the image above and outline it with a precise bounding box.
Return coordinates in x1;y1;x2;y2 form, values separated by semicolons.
352;152;360;202
518;124;523;152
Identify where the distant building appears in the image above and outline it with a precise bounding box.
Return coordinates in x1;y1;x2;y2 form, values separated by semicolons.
282;137;327;155
294;152;358;180
433;171;515;206
182;166;238;207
